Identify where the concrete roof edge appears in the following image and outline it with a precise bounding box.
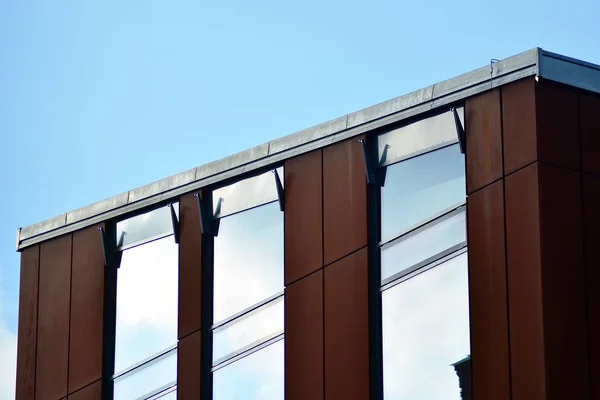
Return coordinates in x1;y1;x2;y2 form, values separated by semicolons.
20;46;597;249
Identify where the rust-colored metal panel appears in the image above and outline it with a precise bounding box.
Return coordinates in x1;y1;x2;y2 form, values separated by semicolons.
502;78;537;175
323;137;367;266
538;163;589;400
505;163;546;400
285;270;323;400
465;89;503;194
69;225;105;393
177;329;201;399
36;234;72;400
324;247;369;400
179;192;202;339
580;94;600;176
466;180;511;400
16;245;39;400
584;174;600;400
284;150;323;285
536;82;580;170
67;380;101;400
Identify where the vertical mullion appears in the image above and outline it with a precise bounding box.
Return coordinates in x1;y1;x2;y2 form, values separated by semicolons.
102;223;118;400
200;190;214;400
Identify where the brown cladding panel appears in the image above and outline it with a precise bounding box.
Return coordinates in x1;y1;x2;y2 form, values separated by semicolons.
538;163;589;400
179;192;202;339
323;137;367;266
284;150;323;285
285;270;323;400
584;174;600;400
177;329;201;399
67;380;101;400
580;94;600;176
69;225;105;393
505;163;546;400
465;89;503;193
36;234;72;400
324;247;369;400
502;78;538;174
536;82;580;170
15;245;39;400
466;180;511;400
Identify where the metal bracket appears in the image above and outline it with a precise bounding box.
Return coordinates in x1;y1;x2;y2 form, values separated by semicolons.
195;193;220;236
451;107;466;154
272;169;285;212
98;227;122;268
168;203;180;244
359;138;380;186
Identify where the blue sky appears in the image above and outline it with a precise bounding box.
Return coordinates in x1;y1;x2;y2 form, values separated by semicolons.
0;0;599;396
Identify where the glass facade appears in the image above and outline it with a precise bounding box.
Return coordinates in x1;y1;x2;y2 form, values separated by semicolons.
377;117;469;399
210;170;285;399
113;204;179;399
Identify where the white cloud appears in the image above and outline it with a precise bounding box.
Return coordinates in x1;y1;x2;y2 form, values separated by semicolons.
0;300;17;399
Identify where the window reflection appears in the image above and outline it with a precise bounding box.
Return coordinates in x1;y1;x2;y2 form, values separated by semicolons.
115;237;178;374
213;202;284;323
116;203;178;249
382;253;470;400
114;348;177;400
213;340;284;400
381;209;466;282
381;144;465;242
213;297;284;364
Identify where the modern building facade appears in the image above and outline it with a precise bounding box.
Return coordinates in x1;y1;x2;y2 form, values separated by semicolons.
14;48;600;400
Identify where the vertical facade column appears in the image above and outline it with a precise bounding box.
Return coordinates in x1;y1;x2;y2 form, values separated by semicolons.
466;77;594;400
177;192;203;399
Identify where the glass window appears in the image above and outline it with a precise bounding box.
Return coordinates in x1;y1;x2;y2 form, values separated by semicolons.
213;201;284;324
114;348;177;400
381;208;466;283
116;203;178;249
381;144;465;243
382;253;470;400
213;340;284;400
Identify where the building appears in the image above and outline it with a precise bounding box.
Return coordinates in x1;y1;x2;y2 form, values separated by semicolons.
14;48;600;400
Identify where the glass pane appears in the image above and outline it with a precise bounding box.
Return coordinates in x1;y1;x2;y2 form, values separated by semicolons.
213;340;284;400
115;237;178;373
381;209;466;282
377;108;464;167
381;144;465;242
382;253;470;400
213;167;283;218
213;297;284;364
149;387;177;400
114;349;177;400
214;202;283;323
117;203;178;249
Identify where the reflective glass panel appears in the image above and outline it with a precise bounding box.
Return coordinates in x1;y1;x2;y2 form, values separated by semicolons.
213;340;284;400
214;202;283;323
115;237;178;373
213;297;284;364
377;108;464;167
114;349;177;400
382;253;470;400
213;167;283;218
381;144;465;242
149;387;177;400
116;203;179;249
381;209;466;282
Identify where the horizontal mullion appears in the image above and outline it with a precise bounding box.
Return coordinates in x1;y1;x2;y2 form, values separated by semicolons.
379;201;466;250
117;231;175;252
212;291;284;331
381;244;467;291
136;380;177;400
113;344;177;381
212;331;284;371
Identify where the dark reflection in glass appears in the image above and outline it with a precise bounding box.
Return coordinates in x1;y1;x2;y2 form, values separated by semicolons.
116;203;178;249
114;349;177;400
214;202;283;324
381;209;466;282
382;252;470;400
213;339;284;400
115;237;178;373
213;297;284;364
381;144;465;242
